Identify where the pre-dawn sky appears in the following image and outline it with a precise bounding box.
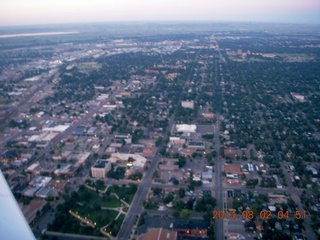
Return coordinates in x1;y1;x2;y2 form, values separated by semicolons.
1;0;319;26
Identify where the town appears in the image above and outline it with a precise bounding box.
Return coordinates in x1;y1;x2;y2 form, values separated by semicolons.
0;22;319;240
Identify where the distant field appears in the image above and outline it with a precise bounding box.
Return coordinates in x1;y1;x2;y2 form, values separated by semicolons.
0;31;79;38
78;62;102;71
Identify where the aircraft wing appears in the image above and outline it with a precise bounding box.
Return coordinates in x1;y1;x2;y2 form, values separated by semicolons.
0;170;36;240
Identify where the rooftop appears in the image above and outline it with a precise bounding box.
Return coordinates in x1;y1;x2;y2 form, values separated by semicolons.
93;160;109;169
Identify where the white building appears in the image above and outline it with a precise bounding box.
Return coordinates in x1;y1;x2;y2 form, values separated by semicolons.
181;100;194;109
175;124;197;133
91;160;111;178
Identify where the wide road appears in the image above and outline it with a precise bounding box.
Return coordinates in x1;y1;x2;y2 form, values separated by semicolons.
116;122;170;239
214;114;224;240
211;42;225;240
117;48;202;240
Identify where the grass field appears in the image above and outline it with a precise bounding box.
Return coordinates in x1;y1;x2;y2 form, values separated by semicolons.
49;184;137;237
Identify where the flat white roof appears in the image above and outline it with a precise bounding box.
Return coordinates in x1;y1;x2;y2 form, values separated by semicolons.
77;152;91;164
26;163;39;171
176;124;196;133
111;153;147;168
42;125;69;132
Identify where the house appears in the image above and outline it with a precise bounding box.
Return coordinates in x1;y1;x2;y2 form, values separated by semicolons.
272;175;283;189
137;228;177;240
187;141;205;150
181;100;194;109
306;166;318;175
268;193;287;203
87;127;98;135
142;145;155;157
168;137;186;147
224;147;237;159
291;93;305;102
202;112;214;118
202;170;213;181
179;148;196;157
120;91;131;97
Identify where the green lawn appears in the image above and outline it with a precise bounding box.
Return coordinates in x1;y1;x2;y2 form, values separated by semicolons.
48;184;136;237
104;214;126;237
72;207;119;228
77;187;122;208
110;183;137;204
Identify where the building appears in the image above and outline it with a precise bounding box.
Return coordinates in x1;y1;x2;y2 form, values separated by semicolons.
91;160;111;178
175;124;196;133
168;137;186;147
87;127;98;135
179;148;196;157
291;93;305;102
273;175;283;189
159;158;179;171
224;164;242;175
54;152;91;176
202;170;213;181
110;153;147;168
142;145;155;157
29;176;52;188
120;91;131;97
181;100;194;109
224;147;237;159
0;149;19;163
73;125;87;136
20;199;46;224
306;165;318;175
241;163;259;173
202;112;214;118
114;134;132;144
137;228;177;240
172;219;209;237
188;141;205;150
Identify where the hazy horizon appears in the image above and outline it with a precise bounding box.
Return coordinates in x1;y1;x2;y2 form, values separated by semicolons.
1;0;320;27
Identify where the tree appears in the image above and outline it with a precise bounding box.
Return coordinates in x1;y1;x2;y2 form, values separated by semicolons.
178;156;186;168
195;196;216;212
207;222;215;240
95;179;105;189
181;209;191;219
179;188;185;198
246;179;258;188
153;187;162;196
172;178;179;185
164;193;174;204
173;211;180;219
155;137;163;147
173;200;185;211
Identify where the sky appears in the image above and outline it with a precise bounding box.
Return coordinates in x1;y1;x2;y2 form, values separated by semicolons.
0;0;319;26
